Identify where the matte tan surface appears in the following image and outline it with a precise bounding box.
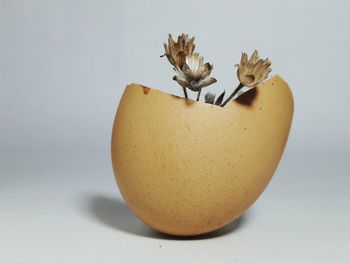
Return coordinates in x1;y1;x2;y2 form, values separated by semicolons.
111;75;293;236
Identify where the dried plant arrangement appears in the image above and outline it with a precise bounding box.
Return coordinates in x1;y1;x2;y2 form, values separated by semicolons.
161;33;272;107
111;32;293;237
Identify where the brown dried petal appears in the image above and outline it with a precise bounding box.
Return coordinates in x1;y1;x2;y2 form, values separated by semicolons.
173;75;189;88
194;77;217;90
197;63;213;79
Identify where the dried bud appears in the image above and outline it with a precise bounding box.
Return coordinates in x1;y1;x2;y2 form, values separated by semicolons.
205;92;216;104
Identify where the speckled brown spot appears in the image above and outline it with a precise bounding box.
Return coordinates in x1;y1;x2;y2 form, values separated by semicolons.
143;87;151;94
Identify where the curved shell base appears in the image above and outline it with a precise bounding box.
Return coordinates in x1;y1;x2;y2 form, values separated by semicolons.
111;75;293;236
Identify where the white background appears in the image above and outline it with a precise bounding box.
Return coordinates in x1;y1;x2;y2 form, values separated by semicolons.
1;0;349;262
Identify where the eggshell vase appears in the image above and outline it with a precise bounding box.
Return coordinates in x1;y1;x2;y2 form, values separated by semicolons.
111;75;293;236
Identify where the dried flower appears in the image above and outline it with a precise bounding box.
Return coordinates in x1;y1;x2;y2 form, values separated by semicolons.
236;50;271;87
161;34;271;104
173;53;217;92
221;50;272;107
162;34;195;68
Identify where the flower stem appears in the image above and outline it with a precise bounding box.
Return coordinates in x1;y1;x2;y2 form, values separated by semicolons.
221;83;244;107
196;88;202;101
183;87;188;99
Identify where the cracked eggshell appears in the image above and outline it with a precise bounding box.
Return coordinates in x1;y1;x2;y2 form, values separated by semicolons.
111;75;293;236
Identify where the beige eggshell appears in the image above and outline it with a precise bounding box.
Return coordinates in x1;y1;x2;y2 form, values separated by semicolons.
111;75;293;236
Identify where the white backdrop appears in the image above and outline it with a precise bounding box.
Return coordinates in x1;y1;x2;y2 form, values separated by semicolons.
1;0;350;161
1;1;349;262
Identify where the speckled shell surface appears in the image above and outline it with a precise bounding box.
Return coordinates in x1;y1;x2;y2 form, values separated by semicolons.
111;75;293;236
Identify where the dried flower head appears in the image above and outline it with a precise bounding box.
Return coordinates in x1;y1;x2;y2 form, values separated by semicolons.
162;33;195;68
236;50;271;87
173;53;217;92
